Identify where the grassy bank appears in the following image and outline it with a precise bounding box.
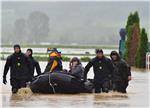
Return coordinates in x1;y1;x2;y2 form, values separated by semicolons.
1;52;100;56
1;55;91;62
1;52;110;62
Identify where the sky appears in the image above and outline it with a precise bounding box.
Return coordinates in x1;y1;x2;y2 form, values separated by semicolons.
1;1;150;45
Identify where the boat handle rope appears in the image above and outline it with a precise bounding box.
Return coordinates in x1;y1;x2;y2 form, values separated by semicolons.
49;73;56;94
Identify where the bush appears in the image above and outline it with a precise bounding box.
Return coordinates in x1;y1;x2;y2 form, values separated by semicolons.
80;57;91;62
34;56;48;61
62;56;70;61
135;28;148;68
32;56;92;62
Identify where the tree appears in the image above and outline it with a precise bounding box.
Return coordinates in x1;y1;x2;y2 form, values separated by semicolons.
135;28;148;68
124;26;132;63
2;24;13;44
124;11;140;66
13;18;27;43
125;13;133;33
126;11;140;33
27;11;50;43
132;11;140;24
128;23;140;66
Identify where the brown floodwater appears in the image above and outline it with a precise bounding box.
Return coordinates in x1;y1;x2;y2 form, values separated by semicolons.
1;61;149;108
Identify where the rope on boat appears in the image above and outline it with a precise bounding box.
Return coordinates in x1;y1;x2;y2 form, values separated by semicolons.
49;73;56;94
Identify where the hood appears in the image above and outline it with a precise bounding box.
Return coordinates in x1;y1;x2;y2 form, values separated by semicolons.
110;51;120;61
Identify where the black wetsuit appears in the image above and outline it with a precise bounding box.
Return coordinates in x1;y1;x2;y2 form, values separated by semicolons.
3;51;31;93
84;56;114;93
28;56;41;81
112;59;131;93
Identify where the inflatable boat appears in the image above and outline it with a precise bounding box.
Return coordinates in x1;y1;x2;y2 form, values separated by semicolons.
29;72;93;94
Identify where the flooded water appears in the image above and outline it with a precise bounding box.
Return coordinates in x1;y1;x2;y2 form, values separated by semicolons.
1;47;118;60
0;61;149;108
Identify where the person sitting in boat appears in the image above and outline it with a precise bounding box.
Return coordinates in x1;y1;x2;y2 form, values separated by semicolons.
44;48;63;73
68;57;84;82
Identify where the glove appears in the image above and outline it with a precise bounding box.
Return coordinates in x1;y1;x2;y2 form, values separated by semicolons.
3;76;7;85
128;76;132;81
83;77;87;82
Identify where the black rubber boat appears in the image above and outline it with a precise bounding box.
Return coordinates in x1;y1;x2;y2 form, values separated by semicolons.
29;72;93;94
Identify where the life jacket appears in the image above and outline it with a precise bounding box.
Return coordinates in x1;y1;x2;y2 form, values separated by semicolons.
49;51;62;72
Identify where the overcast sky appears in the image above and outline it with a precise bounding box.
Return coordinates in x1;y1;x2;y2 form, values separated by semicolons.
2;1;150;45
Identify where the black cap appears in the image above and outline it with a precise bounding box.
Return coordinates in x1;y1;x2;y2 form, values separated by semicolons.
14;44;20;49
95;49;103;54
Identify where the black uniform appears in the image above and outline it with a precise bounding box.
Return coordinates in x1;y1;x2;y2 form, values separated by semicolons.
3;51;31;93
84;56;114;93
28;56;41;81
112;59;131;93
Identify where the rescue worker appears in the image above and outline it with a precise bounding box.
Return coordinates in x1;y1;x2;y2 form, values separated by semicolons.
3;44;31;93
26;48;41;81
84;49;114;93
110;51;131;93
44;48;63;73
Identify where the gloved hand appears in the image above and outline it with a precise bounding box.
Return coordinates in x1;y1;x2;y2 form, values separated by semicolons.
3;76;7;85
83;77;87;82
62;69;68;74
128;76;132;81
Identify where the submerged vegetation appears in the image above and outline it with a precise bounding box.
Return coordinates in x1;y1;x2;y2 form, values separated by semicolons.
1;54;92;62
1;44;118;49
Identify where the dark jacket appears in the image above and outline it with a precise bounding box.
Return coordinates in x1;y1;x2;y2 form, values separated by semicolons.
44;57;63;72
84;56;114;82
3;52;31;80
112;59;131;82
28;56;41;79
69;64;84;81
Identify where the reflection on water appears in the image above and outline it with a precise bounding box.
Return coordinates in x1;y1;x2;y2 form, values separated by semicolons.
3;91;130;108
17;88;33;97
1;61;150;108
